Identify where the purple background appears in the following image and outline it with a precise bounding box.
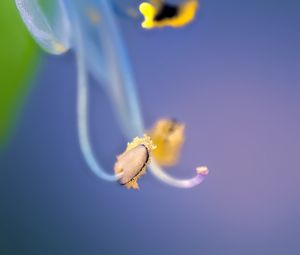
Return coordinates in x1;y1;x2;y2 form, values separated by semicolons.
1;0;300;254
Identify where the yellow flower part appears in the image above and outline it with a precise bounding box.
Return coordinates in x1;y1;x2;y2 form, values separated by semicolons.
139;0;199;29
114;135;156;190
148;119;185;167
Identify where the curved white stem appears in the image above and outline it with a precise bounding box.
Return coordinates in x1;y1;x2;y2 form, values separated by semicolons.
150;161;208;188
94;0;144;138
75;21;121;182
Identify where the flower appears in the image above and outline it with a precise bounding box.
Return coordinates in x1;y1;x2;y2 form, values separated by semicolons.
15;0;208;189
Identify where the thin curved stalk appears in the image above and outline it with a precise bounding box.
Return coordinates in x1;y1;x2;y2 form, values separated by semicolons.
94;0;144;139
150;161;208;188
75;20;121;182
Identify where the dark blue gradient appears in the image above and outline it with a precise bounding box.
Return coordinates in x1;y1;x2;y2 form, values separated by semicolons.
1;0;300;254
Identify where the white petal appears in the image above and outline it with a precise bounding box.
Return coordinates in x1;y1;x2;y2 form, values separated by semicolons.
15;0;71;54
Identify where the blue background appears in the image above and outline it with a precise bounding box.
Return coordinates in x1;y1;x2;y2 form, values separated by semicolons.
1;0;300;254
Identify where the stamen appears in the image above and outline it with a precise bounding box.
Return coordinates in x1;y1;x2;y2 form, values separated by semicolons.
139;0;199;29
114;135;156;189
75;19;120;182
148;119;185;167
93;1;209;189
94;0;144;138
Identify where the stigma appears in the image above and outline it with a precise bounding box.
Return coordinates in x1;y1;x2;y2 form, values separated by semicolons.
196;166;209;175
139;0;199;29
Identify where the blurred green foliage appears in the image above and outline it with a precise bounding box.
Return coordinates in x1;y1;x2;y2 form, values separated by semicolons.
0;1;40;147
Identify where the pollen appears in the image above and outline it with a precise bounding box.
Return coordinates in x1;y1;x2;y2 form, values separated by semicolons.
148;119;185;167
139;0;199;29
114;135;156;190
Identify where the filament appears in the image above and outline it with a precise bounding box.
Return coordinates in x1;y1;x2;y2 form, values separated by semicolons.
75;19;121;182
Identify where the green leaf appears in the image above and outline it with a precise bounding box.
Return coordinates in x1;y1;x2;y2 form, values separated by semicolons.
0;0;40;147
